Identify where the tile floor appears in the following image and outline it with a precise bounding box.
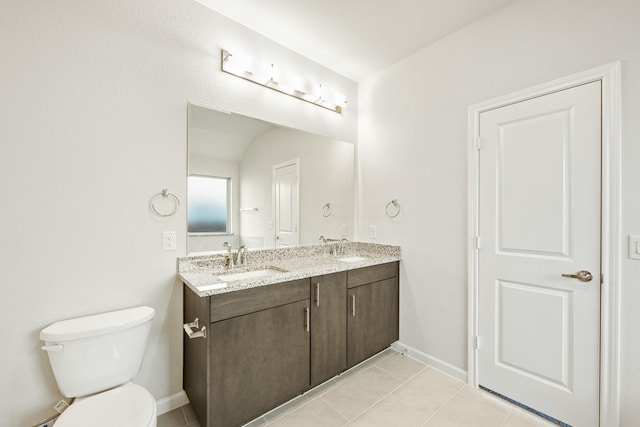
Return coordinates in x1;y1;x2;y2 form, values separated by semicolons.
158;348;556;427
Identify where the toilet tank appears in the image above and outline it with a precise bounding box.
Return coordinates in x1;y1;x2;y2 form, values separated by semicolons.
40;306;155;398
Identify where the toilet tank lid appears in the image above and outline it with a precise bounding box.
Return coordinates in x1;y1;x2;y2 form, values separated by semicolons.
40;306;155;342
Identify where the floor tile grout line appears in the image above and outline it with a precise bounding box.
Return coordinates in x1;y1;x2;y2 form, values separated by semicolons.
334;352;436;425
318;394;352;426
419;381;467;426
339;364;433;425
275;354;426;425
245;354;400;425
375;361;429;383
244;349;422;427
179;405;190;426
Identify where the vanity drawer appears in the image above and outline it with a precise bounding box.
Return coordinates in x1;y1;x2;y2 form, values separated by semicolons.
210;278;310;323
347;262;398;288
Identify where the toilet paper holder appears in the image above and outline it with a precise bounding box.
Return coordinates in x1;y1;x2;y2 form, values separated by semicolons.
184;318;207;339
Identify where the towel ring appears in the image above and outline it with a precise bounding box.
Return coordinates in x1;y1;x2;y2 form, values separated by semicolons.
386;199;400;218
322;203;332;218
150;189;180;217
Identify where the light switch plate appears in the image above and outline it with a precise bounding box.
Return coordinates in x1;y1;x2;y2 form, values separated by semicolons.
628;235;640;259
369;225;377;239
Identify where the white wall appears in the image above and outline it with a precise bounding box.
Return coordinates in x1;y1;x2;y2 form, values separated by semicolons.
240;126;354;247
357;0;640;424
0;1;356;426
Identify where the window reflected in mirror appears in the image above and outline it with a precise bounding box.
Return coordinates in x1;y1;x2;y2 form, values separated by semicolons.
187;175;231;234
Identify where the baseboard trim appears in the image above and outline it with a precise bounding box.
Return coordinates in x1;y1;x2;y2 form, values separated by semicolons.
391;341;467;382
156;390;190;416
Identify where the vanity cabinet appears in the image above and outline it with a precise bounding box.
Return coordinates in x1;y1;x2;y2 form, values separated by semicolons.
347;262;399;368
184;278;311;427
310;271;347;387
183;261;399;427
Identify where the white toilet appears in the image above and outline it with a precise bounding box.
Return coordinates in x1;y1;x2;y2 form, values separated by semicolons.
40;306;157;427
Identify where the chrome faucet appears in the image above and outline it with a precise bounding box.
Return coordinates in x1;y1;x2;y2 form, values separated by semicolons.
223;241;234;268
337;238;348;255
235;245;247;266
319;236;346;257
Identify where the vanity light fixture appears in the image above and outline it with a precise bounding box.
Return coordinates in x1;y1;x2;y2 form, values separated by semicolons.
221;49;347;114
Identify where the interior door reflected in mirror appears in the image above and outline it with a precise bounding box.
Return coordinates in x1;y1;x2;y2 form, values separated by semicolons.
187;103;354;255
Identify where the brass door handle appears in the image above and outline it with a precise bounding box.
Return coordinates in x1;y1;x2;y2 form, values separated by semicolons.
561;270;593;282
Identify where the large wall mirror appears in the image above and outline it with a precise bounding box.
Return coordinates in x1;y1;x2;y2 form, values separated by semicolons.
187;103;354;255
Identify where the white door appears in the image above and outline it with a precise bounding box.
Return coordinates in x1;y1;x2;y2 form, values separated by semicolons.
273;159;299;247
477;81;601;426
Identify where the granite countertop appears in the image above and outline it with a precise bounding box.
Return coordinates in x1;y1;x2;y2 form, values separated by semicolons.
178;242;400;297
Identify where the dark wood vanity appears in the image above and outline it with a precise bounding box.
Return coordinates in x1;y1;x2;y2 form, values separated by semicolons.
183;261;399;427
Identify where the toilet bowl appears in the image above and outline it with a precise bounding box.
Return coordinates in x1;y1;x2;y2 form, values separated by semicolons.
55;383;156;427
40;306;157;427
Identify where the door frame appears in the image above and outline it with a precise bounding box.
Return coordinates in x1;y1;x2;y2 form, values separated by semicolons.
467;62;621;426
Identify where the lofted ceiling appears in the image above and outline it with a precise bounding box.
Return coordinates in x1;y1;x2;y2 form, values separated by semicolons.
189;105;275;161
195;0;515;81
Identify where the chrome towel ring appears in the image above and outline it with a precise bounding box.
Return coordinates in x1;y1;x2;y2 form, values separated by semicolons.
150;189;180;217
386;199;400;218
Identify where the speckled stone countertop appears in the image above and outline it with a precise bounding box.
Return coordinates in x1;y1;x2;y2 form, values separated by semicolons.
178;242;400;297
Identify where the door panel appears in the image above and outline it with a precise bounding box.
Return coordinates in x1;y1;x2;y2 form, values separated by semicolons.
273;160;299;247
347;277;399;368
210;300;310;427
478;81;601;427
498;109;571;256
497;280;571;391
310;272;347;387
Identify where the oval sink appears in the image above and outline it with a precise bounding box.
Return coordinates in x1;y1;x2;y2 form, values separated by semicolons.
337;256;370;263
215;267;288;282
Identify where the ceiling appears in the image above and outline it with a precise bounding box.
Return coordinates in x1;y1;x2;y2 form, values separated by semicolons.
195;0;515;81
189;104;275;161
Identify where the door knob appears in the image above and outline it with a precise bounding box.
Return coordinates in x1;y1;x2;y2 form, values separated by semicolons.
561;270;593;282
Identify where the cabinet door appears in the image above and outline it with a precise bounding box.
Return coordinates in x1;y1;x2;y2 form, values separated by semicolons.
310;272;347;387
347;277;399;368
209;300;310;427
183;285;210;427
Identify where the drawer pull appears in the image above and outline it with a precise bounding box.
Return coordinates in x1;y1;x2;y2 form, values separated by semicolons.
304;307;310;332
315;283;320;307
184;318;207;339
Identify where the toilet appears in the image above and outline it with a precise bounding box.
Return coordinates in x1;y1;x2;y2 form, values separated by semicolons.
40;306;157;427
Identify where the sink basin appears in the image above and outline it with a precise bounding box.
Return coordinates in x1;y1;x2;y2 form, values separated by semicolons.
337;256;370;263
215;266;288;282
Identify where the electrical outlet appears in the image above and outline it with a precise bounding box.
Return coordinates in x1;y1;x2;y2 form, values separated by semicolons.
369;225;377;239
162;231;177;251
54;399;70;414
341;224;348;236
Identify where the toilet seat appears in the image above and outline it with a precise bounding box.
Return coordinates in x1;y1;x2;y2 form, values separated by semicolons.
55;382;157;427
